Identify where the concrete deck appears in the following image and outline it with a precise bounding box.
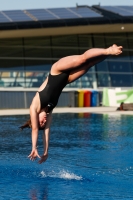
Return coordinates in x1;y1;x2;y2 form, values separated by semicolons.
0;107;133;116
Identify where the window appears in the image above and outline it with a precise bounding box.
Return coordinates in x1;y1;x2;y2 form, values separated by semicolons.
97;73;111;87
111;74;133;87
78;34;92;54
92;34;106;48
95;61;109;72
108;60;132;73
51;35;79;58
127;33;133;71
0;38;25;87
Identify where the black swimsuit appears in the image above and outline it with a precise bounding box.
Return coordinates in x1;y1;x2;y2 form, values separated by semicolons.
38;71;69;112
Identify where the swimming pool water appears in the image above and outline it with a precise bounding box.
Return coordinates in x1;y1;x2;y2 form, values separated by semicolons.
0;113;133;200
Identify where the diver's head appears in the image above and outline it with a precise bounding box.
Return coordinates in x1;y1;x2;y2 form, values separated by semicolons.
38;110;47;129
20;103;54;131
20;111;47;131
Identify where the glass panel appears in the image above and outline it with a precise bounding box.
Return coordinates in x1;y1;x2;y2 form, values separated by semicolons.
27;9;57;20
70;7;102;18
24;37;52;77
0;34;132;88
24;37;52;59
105;33;127;46
52;48;79;60
25;61;51;87
81;73;94;88
108;60;131;73
0;59;24;70
48;8;79;19
97;73;111;87
78;34;92;54
120;6;133;12
52;35;79;58
0;13;10;22
0;70;25;87
93;34;109;74
102;6;133;17
0;38;24;87
0;38;23;58
67;78;82;88
25;62;51;71
25;62;51;87
24;58;52;69
25;70;49;88
52;35;78;47
67;72;93;88
105;33;132;73
92;34;106;48
95;61;109;72
3;10;32;22
24;37;52;87
127;33;133;71
105;33;130;60
111;74;133;87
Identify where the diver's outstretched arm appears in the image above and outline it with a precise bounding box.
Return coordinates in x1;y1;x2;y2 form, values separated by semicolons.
28;104;41;161
38;112;52;164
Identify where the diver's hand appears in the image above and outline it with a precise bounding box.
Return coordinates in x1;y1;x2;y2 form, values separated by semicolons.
38;154;48;164
28;149;41;161
107;44;123;55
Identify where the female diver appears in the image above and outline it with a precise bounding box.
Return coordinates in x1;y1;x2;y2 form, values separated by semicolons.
20;44;123;164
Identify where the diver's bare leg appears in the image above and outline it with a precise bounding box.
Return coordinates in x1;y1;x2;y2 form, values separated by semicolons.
52;44;123;74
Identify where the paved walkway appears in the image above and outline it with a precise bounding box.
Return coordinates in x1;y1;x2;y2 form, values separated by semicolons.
0;107;133;116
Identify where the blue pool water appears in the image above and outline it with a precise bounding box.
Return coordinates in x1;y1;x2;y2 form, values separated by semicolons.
0;113;133;200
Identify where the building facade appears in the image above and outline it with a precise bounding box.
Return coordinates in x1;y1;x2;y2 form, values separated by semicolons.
0;5;133;89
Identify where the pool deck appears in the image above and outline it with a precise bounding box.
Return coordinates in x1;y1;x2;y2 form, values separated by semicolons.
0;107;133;116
